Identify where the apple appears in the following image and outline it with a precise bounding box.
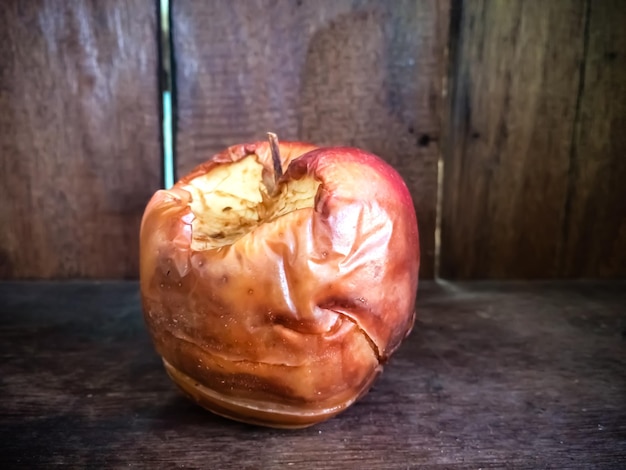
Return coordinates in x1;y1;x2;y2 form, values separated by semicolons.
140;134;420;428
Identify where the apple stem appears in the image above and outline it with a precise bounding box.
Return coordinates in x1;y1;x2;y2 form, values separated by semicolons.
267;132;283;190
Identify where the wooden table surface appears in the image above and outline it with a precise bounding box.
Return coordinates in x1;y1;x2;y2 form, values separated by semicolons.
1;281;624;469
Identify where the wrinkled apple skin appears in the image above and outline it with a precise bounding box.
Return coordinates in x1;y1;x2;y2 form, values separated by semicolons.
140;141;419;428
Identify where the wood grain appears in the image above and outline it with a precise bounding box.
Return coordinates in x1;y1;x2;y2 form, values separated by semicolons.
172;0;450;279
559;0;626;277
0;0;161;279
1;280;625;468
441;0;626;279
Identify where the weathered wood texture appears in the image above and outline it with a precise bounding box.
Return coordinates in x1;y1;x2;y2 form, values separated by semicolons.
172;0;450;279
0;0;161;279
1;281;624;468
441;0;626;279
560;0;626;277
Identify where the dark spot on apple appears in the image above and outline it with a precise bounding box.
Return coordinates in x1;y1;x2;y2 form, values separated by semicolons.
322;297;358;311
267;310;315;333
408;126;415;134
418;134;431;147
166;270;171;276
210;232;225;239
222;206;232;212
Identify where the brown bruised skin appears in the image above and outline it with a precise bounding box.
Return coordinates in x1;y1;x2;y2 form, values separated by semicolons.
140;141;419;428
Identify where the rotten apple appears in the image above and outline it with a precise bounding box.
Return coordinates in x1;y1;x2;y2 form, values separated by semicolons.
140;134;420;428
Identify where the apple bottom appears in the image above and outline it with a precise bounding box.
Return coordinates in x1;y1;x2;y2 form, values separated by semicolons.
151;320;382;428
162;359;380;429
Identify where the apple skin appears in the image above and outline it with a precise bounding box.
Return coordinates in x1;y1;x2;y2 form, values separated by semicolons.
140;140;419;428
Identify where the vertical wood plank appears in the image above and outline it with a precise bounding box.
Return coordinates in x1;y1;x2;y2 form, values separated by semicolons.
0;0;161;279
441;0;589;278
560;0;626;277
172;0;450;279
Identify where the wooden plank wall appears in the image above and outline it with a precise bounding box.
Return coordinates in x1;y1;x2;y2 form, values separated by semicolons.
0;0;161;278
441;0;626;279
1;0;624;280
561;0;626;277
171;0;451;279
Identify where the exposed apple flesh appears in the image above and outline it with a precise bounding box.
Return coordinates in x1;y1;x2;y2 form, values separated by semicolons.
184;156;320;251
140;139;419;428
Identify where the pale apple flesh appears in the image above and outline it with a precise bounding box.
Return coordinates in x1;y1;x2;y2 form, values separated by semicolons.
140;141;419;428
183;156;321;251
